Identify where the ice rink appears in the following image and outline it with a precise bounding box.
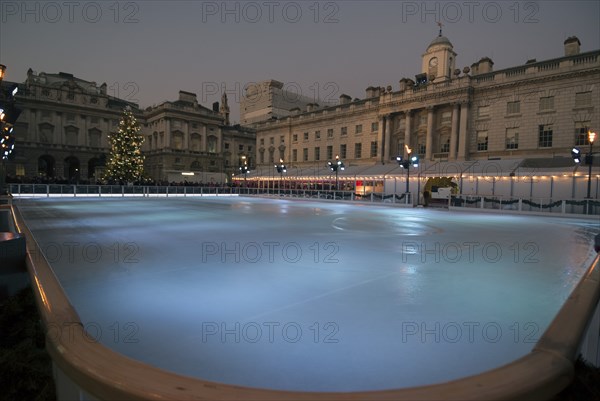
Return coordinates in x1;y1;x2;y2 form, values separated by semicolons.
17;197;599;391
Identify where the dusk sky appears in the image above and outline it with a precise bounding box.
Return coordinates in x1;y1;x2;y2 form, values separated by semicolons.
1;1;599;123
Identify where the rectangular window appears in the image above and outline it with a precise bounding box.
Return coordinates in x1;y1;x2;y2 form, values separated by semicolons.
354;143;362;159
66;113;76;122
303;132;309;141
238;144;244;151
538;124;553;148
574;122;591;146
224;143;230;150
539;96;554;111
303;148;309;161
292;149;297;162
340;144;347;159
370;141;377;157
419;115;427;126
478;105;490;118
314;147;320;161
371;122;379;132
270;137;274;145
327;128;334;138
280;135;285;144
418;144;426;155
477;131;488;151
315;130;321;140
260;152;264;163
91;117;99;124
506;128;519;149
507;101;520;114
16;164;25;177
441;139;450;153
292;134;298;142
326;145;333;160
341;127;348;136
260;138;264;146
355;124;363;134
575;91;592;108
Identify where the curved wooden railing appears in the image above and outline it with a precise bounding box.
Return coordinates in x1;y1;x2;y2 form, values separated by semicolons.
10;202;600;401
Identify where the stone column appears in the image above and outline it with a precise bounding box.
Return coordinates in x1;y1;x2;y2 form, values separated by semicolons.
216;127;222;152
457;101;470;160
404;110;412;158
31;109;38;142
449;103;460;160
425;107;434;160
60;112;66;146
202;125;207;151
384;115;392;163
165;118;171;148
378;116;385;163
183;121;189;150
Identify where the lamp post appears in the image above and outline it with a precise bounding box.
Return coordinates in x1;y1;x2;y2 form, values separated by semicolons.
327;154;345;191
275;158;286;195
586;131;596;199
395;145;419;203
239;155;250;187
573;130;597;200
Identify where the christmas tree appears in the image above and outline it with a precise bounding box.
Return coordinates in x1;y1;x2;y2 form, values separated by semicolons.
104;107;145;184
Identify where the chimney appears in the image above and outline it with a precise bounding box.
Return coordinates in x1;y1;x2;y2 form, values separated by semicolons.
100;83;107;95
306;103;317;112
366;86;375;98
339;94;351;105
470;62;479;75
399;79;408;92
564;36;581;56
477;57;494;74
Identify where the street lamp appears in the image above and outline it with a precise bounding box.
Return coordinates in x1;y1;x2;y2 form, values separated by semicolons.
239;155;250;186
586;131;596;199
572;130;597;199
396;145;419;202
327;154;345;191
275;158;286;195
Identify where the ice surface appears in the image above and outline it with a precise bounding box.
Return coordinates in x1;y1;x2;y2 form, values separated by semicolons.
17;197;599;391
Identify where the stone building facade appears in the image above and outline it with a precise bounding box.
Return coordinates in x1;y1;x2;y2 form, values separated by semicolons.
250;35;599;170
3;34;598;185
6;71;255;183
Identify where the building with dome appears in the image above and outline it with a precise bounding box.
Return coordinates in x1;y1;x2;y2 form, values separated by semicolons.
248;32;599;172
2;32;598;193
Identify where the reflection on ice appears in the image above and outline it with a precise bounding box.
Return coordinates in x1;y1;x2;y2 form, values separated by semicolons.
17;197;598;392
